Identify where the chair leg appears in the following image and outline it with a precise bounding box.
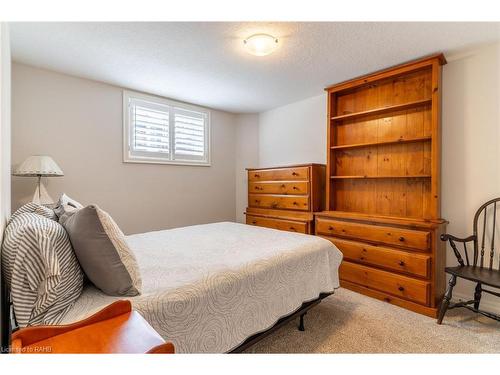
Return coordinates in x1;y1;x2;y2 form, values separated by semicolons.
298;312;306;331
474;283;482;310
437;275;457;325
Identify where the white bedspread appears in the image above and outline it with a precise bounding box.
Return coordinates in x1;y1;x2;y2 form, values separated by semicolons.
61;222;342;353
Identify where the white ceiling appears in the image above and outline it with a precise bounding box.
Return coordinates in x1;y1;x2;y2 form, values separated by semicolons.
10;22;500;113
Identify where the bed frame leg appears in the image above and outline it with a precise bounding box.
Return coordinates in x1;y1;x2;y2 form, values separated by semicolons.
298;313;306;331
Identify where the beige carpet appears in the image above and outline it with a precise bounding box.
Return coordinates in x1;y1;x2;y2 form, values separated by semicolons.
244;288;500;353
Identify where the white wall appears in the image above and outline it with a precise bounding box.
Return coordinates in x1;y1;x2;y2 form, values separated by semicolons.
234;94;326;220
0;22;11;350
235;113;259;223
0;24;10;231
255;43;500;312
12;63;237;235
442;43;500;312
259;94;326;166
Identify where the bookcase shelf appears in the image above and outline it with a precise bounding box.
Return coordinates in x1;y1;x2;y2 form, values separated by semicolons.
331;136;431;150
331;98;432;121
325;55;443;220
321;53;447;318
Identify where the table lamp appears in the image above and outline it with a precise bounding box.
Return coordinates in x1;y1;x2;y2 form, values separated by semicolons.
13;155;64;205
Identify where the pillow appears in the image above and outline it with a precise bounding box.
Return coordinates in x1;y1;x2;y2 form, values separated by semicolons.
56;204;80;225
62;205;142;296
1;212;84;327
12;202;57;221
54;193;84;221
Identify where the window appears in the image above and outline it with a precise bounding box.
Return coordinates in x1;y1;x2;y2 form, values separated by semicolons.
123;91;210;166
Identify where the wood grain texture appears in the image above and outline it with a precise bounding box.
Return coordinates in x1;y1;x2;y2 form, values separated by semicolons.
331;98;431;121
249;181;309;195
245;164;325;234
316;213;446;313
330;70;434;217
330;135;431;150
320;54;446;316
11;300;174;354
340;280;439;318
248;193;309;211
324;53;446;92
323;236;431;278
313;210;446;228
340;261;430;305
316;216;431;251
246;215;308;234
245;207;314;221
248;166;309;182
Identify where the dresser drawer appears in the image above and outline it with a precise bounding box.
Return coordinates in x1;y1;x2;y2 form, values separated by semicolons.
246;215;308;233
340;261;430;305
249;181;309;195
248;167;309;182
326;237;431;278
316;217;430;251
248;194;309;211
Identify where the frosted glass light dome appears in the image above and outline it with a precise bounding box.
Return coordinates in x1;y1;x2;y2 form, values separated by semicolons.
243;34;279;56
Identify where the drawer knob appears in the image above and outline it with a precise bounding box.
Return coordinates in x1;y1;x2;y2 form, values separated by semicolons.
254;173;260;178
292;172;298;176
328;226;334;231
254;186;261;190
399;261;405;266
281;184;286;188
255;199;261;203
293;201;298;205
293;186;298;190
252;221;257;224
399;236;405;242
398;286;405;292
289;227;296;231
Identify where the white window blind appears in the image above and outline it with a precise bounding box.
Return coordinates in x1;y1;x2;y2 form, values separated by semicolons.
173;108;207;160
123;91;210;166
132;101;170;155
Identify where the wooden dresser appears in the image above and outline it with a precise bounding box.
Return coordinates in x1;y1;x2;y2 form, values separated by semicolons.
245;164;325;234
317;54;448;317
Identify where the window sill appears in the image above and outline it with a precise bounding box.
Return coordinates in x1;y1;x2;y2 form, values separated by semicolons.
123;156;211;167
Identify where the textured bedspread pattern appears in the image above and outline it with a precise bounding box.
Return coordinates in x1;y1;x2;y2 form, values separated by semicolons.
62;222;342;353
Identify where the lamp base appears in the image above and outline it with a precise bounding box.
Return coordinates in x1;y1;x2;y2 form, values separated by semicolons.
32;181;54;205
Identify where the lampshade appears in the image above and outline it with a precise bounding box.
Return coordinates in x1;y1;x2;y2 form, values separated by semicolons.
13;155;64;177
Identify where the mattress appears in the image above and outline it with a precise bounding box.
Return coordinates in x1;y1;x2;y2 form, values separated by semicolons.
61;222;343;353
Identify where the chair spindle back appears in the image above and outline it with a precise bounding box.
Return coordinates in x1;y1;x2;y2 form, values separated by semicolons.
473;198;500;269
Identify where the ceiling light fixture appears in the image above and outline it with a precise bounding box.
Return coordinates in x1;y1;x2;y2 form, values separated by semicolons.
243;34;279;56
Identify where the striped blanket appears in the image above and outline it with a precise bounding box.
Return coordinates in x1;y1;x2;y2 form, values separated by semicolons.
1;203;83;327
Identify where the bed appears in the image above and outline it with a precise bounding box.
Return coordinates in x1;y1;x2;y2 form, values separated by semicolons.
59;222;342;353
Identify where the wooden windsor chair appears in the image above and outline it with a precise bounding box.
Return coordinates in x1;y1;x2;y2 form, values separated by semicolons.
437;197;500;324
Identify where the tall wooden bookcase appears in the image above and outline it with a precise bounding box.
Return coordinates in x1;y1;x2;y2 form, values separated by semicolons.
316;54;448;317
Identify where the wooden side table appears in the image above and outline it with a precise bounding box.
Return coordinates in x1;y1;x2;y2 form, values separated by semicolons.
10;300;174;354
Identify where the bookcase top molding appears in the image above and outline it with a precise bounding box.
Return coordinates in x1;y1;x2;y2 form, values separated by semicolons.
324;53;447;93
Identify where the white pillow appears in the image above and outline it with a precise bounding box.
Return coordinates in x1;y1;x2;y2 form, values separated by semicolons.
54;193;84;222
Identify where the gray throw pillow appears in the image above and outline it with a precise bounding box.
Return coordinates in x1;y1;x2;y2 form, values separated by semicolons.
62;205;142;296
